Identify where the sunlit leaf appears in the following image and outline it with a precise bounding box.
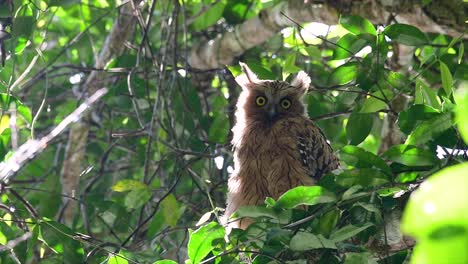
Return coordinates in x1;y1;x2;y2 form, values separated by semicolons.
340;16;376;36
272;186;336;209
108;254;128;264
329;61;359;86
415;79;441;109
188;222;225;263
333;34;369;60
456;91;468;143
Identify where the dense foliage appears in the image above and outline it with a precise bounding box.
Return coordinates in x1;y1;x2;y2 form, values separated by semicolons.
0;0;467;263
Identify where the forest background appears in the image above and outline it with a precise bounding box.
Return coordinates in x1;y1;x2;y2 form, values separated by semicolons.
0;0;467;263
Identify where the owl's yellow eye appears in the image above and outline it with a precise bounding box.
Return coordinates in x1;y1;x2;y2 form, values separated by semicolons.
280;98;292;109
255;96;267;106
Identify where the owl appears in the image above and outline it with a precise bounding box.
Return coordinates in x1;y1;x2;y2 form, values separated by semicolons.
225;63;339;229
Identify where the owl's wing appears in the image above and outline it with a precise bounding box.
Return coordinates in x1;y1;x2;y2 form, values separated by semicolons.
297;121;339;181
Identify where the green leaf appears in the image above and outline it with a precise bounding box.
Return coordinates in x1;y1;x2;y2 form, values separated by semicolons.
359;90;392;113
188;222;225;263
112;179;148;192
154;260;178;264
415;79;441;109
232;206;291;224
317;209;341;237
12;16;35;38
384;24;427;46
245;63;276;80
192;1;227;31
340;16;376;36
272;186;336;209
208;113;229;143
283;53;301;74
328;61;359;85
406;112;452;145
344;252;379;264
346;112;374;145
335;168;389;188
458;42;464;64
333;34;369;60
382;144;438;167
124;188;152;209
39;220;85;263
398;104;439;134
456;92;468;144
108;254;128;264
340;145;391;175
290;232;337;250
402;163;468;264
330;223;373;242
439;61;453;96
161;194;180;227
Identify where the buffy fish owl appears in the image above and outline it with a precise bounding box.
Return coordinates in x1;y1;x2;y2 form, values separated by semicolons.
225;63;339;229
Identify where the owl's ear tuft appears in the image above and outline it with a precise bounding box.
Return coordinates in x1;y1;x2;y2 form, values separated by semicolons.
291;71;311;94
235;62;259;89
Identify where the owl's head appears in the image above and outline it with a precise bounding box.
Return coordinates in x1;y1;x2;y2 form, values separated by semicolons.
234;62;311;125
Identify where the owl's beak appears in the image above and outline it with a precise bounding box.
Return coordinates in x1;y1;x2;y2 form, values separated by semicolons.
267;106;277;120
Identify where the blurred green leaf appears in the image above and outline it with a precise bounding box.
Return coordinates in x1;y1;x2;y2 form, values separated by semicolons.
384;24;427;46
192;1;226;31
154;260;178;264
161;194;181;227
346;112;373;145
283;53;301;74
39;220;84;263
330;223;373;242
329;62;359;85
290;232;337;250
208;113;229;143
272;186;336;209
382;144;438;166
344;252;378;264
112;179;148;192
402;163;468;264
456;91;468;143
107;254;128;264
340;16;376;36
188;222;225;264
12;16;35;38
439;61;453;96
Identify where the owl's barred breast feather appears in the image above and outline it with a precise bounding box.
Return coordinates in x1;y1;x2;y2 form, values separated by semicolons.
225;62;339;229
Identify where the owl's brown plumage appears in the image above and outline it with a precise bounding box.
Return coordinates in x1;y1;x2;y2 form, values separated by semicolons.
225;63;339;229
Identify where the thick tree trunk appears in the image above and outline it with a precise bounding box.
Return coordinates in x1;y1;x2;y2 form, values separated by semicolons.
189;0;466;70
59;3;139;224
